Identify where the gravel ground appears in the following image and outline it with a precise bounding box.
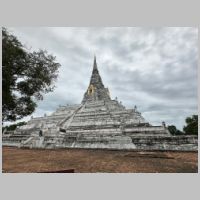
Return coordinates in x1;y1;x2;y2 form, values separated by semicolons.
2;146;198;173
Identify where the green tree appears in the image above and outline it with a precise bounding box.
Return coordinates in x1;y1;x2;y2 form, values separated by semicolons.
168;125;177;135
183;115;198;135
168;125;184;135
2;28;61;122
3;121;27;132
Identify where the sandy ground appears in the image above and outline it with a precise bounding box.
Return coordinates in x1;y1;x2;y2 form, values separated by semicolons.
2;146;198;173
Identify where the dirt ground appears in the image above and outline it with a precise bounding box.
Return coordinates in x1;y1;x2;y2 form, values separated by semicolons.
2;146;198;173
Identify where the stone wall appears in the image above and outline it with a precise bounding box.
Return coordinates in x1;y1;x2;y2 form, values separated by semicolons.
131;135;198;151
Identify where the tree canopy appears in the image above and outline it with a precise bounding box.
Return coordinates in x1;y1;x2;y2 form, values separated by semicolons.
168;125;184;135
2;121;27;132
168;115;198;136
2;28;61;122
183;115;198;135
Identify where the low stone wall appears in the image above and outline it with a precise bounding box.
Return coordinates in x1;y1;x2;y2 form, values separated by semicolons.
3;132;198;151
124;126;168;133
2;142;20;147
130;135;198;151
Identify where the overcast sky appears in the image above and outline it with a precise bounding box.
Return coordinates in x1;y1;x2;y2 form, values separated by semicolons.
7;27;198;130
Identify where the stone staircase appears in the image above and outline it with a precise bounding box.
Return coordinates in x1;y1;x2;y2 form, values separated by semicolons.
61;104;84;130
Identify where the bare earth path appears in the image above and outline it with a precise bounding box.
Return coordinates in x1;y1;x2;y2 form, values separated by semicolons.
2;146;198;173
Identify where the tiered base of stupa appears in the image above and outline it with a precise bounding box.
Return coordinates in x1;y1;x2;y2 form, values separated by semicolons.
3;100;198;151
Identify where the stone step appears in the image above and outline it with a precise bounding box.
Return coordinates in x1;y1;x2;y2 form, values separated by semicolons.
65;129;122;135
124;126;167;133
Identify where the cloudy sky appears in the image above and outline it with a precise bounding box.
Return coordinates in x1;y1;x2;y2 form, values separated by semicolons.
7;27;198;130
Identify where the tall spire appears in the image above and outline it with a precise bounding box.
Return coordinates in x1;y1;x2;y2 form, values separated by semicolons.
89;55;104;87
93;55;97;70
82;56;111;103
91;55;99;75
